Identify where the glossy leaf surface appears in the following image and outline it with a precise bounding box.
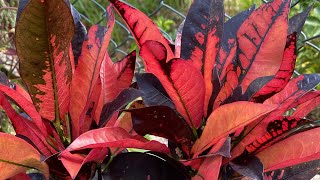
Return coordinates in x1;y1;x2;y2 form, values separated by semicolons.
140;40;205;128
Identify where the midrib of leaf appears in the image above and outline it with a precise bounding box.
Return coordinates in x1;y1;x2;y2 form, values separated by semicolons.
0;158;36;170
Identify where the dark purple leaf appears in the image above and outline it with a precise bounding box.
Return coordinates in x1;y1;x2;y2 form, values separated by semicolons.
136;73;175;109
230;156;263;180
126;106;194;155
99;88;143;127
103;152;190;180
289;5;313;38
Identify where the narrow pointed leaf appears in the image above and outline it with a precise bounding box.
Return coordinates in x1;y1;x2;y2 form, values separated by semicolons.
0;84;47;135
257;127;320;172
236;0;291;93
293;91;320;117
191;101;277;156
246;33;297;102
0;133;49;179
70;5;87;66
69;6;115;138
0;93;56;156
109;0;174;60
289;5;313;38
104;152;190;179
140;40;205;128
181;0;223;115
99;88;143;127
175;21;184;58
16;0;74;123
136;73;175;109
127;106;194;155
65;127;170;154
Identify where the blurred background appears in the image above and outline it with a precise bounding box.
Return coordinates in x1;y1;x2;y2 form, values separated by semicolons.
0;0;319;131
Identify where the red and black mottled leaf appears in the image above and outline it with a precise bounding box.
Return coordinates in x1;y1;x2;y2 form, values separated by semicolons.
69;6;115;138
293;91;320;118
245;116;310;155
181;0;223;116
127;106;194;156
64;127;170;154
230;74;320;161
109;0;174;60
95;51;136;125
104;152;190;179
217;5;255;80
191;101;277;157
244;33;297;103
99;88;143;127
236;0;291;93
289;5;313;38
70;5;87;66
257;127;320;172
140;40;205;129
16;0;74;125
136;73;175;109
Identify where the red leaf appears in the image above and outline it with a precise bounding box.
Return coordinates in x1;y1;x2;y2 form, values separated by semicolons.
230;75;320;161
181;0;224;116
60;148;108;179
191;101;277;157
257;127;320;172
0;93;56;156
64;127;170;154
249;33;297;102
193;155;222;180
16;0;74;124
0;84;47;136
236;0;291;93
110;0;174;60
0;133;49;179
69;6;115;138
140;40;205;129
95;51;136;125
292;91;320;118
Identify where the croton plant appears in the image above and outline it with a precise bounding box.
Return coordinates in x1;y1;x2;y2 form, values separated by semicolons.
0;0;319;179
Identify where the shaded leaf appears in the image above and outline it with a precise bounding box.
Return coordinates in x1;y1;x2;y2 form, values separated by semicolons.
257;127;320;172
230;156;263;180
65;127;170;154
127;106;194;155
140;40;205;129
69;5;115;138
292;91;320;118
0;133;49;179
136;73;175;109
109;0;174;60
289;5;313;38
16;0;74;124
191;101;277;157
99;88;142;127
104;152;190;180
